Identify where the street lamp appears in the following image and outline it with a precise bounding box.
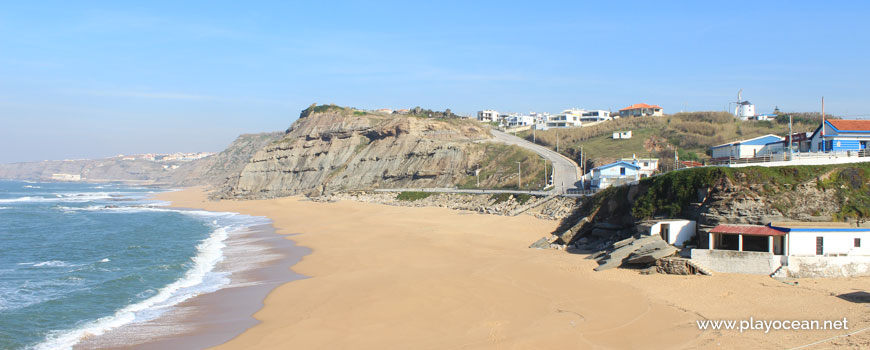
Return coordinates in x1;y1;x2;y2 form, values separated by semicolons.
516;161;522;189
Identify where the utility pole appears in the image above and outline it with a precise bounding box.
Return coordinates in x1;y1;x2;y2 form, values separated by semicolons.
542;157;546;188
821;96;826;152
674;148;679;170
556;130;559;153
475;166;481;188
516;161;522;189
788;114;793;160
533;124;536;144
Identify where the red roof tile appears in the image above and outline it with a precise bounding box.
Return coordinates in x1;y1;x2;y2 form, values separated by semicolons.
619;103;662;111
710;224;786;236
828;119;870;131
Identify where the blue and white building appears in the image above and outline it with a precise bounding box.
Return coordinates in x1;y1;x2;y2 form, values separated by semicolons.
710;134;784;159
590;160;641;189
809;119;870;152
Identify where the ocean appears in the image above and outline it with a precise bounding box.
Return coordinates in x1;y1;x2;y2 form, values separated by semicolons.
0;180;277;350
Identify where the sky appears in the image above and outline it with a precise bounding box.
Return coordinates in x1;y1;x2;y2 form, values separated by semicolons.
2;0;870;163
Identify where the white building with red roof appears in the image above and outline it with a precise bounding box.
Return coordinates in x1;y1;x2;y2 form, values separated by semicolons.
618;103;663;118
692;222;870;277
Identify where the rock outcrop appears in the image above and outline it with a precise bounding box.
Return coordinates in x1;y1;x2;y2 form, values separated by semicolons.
218;107;493;199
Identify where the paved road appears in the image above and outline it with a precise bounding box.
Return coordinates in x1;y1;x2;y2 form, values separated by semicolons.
489;129;582;194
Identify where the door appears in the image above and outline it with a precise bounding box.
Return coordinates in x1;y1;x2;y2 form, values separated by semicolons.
660;224;670;243
816;236;824;255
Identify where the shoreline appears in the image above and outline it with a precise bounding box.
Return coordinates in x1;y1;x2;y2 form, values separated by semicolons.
71;190;310;350
99;187;870;349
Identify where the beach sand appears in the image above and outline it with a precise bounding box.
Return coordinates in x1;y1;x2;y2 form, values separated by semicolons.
156;188;870;349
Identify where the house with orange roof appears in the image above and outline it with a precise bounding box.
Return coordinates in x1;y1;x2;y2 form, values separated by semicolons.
809;119;870;152
618;103;663;117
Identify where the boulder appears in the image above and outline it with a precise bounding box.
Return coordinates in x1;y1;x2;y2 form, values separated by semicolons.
626;240;677;264
529;237;549;249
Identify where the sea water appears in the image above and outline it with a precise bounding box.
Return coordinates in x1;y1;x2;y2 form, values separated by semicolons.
0;180;269;350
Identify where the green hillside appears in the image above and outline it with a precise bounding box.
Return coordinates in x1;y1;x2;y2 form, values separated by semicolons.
519;112;820;170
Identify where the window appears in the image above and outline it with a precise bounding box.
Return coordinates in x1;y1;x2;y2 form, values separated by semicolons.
856;238;862;247
816;237;824;255
620;167;626;175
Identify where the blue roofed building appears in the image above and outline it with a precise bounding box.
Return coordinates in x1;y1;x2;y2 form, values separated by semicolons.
710;134;784;160
590;160;641;189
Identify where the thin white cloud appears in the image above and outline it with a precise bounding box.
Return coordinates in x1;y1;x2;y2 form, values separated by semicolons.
77;89;215;101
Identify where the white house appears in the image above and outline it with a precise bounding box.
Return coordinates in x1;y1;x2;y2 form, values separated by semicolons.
620;157;658;177
580;110;612;123
546;109;584;128
590;160;640;189
505;114;535;127
648;220;697;247
808;119;870;153
710;134;785;159
613;130;632;139
477;110;499;122
619;103;663;117
693;222;870;277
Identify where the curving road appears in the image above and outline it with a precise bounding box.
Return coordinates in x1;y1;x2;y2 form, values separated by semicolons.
489;129;582;193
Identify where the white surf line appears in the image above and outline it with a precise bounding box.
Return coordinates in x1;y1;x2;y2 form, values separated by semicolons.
788;324;870;350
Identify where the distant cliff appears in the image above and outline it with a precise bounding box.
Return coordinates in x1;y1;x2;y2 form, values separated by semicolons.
168;132;284;186
215;105;548;199
0;132;283;186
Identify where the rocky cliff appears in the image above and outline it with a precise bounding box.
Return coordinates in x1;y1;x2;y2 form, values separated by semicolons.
217;106;496;198
552;164;870;249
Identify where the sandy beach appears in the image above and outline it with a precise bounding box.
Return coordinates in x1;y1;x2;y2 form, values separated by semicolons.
155;188;870;349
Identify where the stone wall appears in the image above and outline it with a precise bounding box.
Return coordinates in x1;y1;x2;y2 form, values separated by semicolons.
313;191;580;220
786;256;870;278
690;249;784;275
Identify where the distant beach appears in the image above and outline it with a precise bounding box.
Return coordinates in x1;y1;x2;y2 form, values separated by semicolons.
152;188;870;349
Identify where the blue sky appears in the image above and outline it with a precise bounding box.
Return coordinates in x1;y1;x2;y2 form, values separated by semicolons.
2;1;869;163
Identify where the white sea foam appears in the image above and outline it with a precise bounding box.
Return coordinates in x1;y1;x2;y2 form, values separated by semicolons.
33;261;71;267
0;192;122;203
100;258;110;263
17;260;75;268
0;197;37;203
0;207;9;210
31;211;269;350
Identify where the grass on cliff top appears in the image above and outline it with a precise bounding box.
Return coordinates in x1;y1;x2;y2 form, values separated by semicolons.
519;111;818;166
459;143;548;191
626;163;870;220
397;191;434;201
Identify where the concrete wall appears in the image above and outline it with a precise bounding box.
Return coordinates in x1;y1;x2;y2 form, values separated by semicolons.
787;256;870;278
723;154;870;168
650;220;696;247
691;249;783;275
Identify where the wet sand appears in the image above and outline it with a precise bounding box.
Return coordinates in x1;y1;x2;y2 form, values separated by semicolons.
154;188;870;349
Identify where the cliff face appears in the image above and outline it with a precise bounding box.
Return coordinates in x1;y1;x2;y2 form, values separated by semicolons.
218;108;492;198
554;165;865;247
